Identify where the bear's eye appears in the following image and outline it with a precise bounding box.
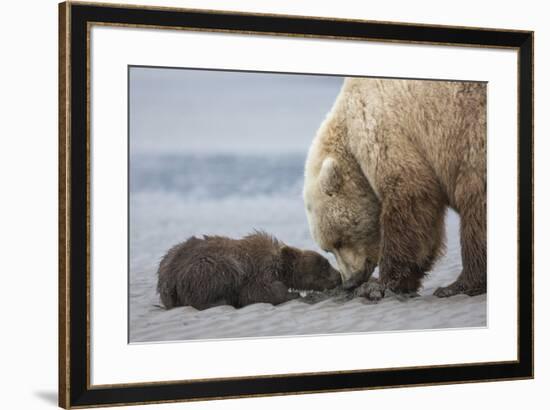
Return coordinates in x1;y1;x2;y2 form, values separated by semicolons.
333;240;343;250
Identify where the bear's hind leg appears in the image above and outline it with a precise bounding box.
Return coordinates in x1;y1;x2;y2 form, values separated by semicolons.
434;172;486;297
433;213;486;297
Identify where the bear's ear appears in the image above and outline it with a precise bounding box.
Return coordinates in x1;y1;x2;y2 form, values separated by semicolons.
280;246;300;264
319;157;343;196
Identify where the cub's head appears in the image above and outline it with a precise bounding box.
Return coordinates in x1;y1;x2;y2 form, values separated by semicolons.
281;246;341;291
303;155;381;288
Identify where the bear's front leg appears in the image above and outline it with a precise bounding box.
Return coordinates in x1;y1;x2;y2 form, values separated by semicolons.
373;180;446;300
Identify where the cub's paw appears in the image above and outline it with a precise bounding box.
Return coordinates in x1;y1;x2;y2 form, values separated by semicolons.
355;279;385;302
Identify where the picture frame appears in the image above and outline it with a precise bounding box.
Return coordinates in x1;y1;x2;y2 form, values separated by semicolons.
59;1;534;408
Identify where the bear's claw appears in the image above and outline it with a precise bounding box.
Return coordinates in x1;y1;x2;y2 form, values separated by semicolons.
434;285;459;298
434;280;486;298
354;279;385;302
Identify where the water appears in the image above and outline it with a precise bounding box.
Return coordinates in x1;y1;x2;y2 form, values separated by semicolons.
130;153;306;199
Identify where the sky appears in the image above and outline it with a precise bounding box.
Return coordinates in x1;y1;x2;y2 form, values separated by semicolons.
129;67;344;155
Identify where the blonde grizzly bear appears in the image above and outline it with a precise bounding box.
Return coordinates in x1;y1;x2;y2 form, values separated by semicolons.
303;77;486;300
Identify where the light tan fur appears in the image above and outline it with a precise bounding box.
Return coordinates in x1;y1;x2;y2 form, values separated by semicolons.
304;77;486;298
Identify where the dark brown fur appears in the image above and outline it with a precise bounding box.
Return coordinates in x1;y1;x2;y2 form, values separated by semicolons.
157;232;341;310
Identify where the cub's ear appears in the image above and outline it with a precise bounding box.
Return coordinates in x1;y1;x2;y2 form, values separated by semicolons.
319;157;342;196
280;246;300;264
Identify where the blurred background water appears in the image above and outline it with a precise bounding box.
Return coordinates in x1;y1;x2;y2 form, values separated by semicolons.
130;153;306;199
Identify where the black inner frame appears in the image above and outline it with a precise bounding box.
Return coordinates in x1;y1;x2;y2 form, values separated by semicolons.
67;3;533;407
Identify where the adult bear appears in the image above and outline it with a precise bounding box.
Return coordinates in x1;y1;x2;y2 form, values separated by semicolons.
303;77;486;300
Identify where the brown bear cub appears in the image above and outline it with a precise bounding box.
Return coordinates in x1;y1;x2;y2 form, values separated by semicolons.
157;232;341;310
